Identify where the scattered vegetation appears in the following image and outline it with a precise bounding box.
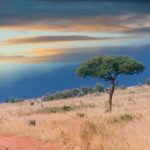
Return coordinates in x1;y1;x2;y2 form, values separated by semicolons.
80;121;98;150
80;121;110;150
37;103;96;114
30;102;34;106
9;98;24;103
76;55;144;112
95;83;104;92
76;112;86;118
0;85;149;150
119;85;126;90
146;78;150;85
27;119;36;126
107;113;136;124
43;84;104;101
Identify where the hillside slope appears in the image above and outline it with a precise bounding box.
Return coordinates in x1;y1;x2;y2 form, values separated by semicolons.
0;85;150;150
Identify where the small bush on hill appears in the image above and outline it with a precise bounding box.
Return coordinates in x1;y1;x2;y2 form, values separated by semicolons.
27;119;36;126
43;85;104;101
76;112;85;118
146;79;150;85
38;103;96;114
10;98;24;103
119;85;126;90
30;102;34;106
107;113;135;124
95;83;104;92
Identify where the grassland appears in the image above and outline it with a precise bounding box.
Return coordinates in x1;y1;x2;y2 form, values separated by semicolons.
0;85;150;150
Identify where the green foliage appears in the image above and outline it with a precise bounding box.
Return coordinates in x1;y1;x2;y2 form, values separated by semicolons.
119;85;126;90
76;55;144;80
146;79;150;85
76;55;144;112
80;86;94;94
107;113;134;124
80;86;89;94
62;105;72;111
10;98;24;103
95;83;104;92
120;113;134;121
43;85;104;101
37;103;96;114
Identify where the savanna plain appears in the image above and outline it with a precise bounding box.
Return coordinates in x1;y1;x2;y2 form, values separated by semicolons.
0;85;150;150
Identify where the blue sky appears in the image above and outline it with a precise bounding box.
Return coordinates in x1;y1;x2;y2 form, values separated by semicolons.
0;0;150;100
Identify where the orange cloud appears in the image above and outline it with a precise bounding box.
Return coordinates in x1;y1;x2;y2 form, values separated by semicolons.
5;35;104;45
0;48;69;63
0;55;56;63
0;16;130;33
25;48;67;56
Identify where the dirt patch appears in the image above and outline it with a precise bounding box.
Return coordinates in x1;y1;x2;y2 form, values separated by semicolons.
0;134;60;150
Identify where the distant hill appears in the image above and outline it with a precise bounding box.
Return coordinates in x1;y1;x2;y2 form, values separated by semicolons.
0;45;150;102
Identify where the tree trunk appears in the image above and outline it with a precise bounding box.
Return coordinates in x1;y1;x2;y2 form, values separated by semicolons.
40;97;44;109
108;79;115;112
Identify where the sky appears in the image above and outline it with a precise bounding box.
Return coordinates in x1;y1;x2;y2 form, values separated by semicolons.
0;0;150;101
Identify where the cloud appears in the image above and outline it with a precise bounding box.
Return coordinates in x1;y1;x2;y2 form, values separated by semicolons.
37;0;149;2
5;35;113;45
0;0;149;34
25;48;66;56
125;27;150;34
1;14;150;37
1;45;149;63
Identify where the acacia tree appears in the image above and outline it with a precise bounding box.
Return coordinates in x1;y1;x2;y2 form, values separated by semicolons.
76;56;144;112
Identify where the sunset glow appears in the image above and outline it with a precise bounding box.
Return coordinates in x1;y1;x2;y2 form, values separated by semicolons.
0;0;150;100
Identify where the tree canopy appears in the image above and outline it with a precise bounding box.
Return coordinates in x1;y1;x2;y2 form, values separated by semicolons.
76;55;144;112
76;56;144;81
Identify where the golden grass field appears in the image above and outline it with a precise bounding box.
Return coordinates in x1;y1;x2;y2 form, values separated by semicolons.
0;85;150;150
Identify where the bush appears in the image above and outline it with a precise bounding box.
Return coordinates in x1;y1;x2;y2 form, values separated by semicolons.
77;91;85;97
120;113;134;121
95;83;104;92
28;119;36;126
107;113;134;124
76;112;85;118
80;86;89;95
62;105;72;111
119;85;126;90
10;98;24;103
43;85;105;101
37;103;96;114
80;121;98;150
30;102;34;106
146;79;150;85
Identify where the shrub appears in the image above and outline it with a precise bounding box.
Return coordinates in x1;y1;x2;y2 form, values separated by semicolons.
107;113;134;124
62;105;72;111
43;85;104;101
28;119;36;126
77;91;85;97
119;85;126;90
37;103;96;114
80;86;89;95
72;88;80;95
120;113;134;121
30;102;34;106
146;79;150;85
76;112;85;118
10;98;24;103
95;83;104;92
80;121;98;150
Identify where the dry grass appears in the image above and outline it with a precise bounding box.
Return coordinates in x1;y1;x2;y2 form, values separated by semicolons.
0;85;150;150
